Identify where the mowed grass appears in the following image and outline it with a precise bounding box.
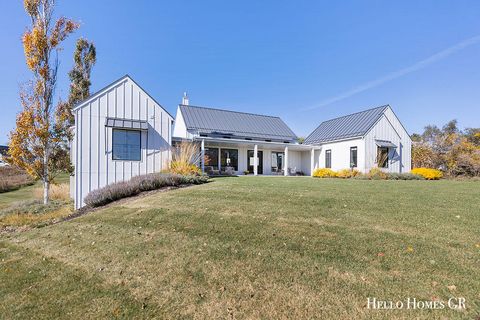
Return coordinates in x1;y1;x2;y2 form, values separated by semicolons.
0;173;70;210
1;177;479;319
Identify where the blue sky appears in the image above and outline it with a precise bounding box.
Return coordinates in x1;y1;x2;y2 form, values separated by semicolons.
1;1;479;144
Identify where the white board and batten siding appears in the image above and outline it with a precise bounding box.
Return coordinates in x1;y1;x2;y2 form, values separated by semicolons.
309;106;411;173
71;75;173;209
364;107;411;173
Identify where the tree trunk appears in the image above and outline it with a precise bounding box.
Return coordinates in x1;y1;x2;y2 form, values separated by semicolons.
43;150;49;205
43;179;49;205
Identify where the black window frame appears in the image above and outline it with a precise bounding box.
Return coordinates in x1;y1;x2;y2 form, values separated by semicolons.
112;128;142;161
377;147;389;168
204;147;219;170
350;146;358;168
271;151;285;173
325;149;332;168
220;148;238;171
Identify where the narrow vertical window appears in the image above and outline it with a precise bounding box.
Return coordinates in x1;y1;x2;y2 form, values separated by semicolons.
325;149;332;168
377;147;389;168
350;147;357;168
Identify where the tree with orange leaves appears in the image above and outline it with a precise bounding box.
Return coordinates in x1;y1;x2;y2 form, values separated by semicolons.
8;0;79;204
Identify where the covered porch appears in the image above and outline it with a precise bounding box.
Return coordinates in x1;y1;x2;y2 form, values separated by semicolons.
195;137;316;176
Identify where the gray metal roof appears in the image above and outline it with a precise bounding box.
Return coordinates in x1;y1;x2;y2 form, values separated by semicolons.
105;117;149;130
179;105;298;142
304;105;388;144
376;139;397;148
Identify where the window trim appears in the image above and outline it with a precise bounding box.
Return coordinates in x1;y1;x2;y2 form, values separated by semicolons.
112;128;142;161
220;148;239;171
325;149;332;168
350;146;358;168
377;146;389;168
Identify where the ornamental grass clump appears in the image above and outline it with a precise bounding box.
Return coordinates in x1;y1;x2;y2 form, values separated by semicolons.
368;168;388;180
84;173;209;207
411;168;443;180
170;142;202;175
312;168;337;178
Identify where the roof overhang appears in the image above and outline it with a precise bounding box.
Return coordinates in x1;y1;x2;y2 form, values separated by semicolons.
183;136;316;151
105;117;148;130
375;139;397;148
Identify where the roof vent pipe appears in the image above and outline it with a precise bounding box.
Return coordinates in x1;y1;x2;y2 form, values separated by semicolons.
182;92;189;105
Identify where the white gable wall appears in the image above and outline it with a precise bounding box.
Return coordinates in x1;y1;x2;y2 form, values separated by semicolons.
313;138;365;172
172;107;193;139
72;76;173;209
364;107;411;173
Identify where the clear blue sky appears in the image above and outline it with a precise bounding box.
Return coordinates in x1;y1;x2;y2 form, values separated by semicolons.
1;1;479;145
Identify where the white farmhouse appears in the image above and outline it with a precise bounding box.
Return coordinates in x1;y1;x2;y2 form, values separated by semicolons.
305;105;412;173
70;75;173;209
70;76;411;209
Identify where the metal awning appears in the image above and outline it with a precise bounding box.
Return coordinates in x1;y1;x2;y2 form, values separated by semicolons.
105;118;148;130
375;140;397;148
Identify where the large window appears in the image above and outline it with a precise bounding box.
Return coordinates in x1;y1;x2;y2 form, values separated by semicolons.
112;129;141;161
220;149;238;171
350;147;358;168
377;147;389;168
271;152;284;173
204;148;219;170
325;149;332;168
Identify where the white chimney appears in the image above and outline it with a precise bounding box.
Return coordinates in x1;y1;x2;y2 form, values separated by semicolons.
182;92;189;105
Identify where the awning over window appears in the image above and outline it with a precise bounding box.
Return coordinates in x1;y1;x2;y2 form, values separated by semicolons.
375;140;397;148
105;118;148;130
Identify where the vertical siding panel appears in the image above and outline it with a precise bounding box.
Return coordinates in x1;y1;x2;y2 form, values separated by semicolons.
97;98;101;189
88;103;92;194
82;107;90;204
75;110;80;209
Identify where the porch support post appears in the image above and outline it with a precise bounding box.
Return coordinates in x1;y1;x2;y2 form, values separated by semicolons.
201;139;205;173
284;146;289;176
253;144;258;176
310;148;315;177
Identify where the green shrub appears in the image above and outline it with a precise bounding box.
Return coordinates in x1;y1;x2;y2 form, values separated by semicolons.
386;173;424;180
84;173;209;207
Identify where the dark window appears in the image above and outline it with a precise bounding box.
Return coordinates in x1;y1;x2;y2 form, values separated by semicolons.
350;147;358;168
204;148;219;170
271;152;284;173
377;147;389;168
220;149;238;171
112;129;141;161
325;149;332;168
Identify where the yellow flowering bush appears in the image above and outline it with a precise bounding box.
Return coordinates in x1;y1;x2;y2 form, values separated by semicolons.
312;168;337;178
411;168;443;180
336;169;360;178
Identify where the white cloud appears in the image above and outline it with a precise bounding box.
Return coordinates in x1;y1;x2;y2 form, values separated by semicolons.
304;35;480;111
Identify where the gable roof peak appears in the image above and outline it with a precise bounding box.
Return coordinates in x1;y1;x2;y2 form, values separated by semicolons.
304;105;390;144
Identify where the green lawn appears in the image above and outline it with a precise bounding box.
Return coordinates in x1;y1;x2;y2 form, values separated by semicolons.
0;173;70;210
0;177;479;319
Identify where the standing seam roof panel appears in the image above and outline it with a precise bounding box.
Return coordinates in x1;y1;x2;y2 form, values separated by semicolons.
304;105;388;144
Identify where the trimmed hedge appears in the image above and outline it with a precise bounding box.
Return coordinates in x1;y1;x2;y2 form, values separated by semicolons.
84;173;209;207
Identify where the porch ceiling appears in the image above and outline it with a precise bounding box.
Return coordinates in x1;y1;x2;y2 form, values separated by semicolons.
195;136;317;151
